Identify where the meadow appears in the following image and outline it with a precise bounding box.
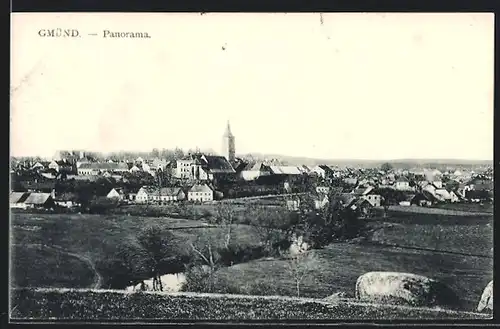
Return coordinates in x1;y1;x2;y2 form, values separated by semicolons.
433;202;493;214
10;244;96;289
10;205;493;313
211;242;492;311
368;210;493;257
10;212;263;288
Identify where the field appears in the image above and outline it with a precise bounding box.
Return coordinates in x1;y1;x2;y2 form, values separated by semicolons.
10;288;490;320
387;205;491;217
210;209;493;311
433;202;493;214
369;210;493;257
212;243;492;311
10;244;96;289
10;205;493;314
10;212;262;289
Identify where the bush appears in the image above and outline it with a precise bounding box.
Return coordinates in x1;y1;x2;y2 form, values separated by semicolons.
88;197;120;214
181;266;215;293
218;244;268;266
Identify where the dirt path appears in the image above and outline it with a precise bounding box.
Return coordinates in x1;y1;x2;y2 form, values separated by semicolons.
13;243;102;289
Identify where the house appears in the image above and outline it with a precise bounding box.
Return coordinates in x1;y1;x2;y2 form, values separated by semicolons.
102;171;112;178
434;188;456;202
175;153;236;181
129;165;141;173
193;154;236;180
398;193;415;206
48;160;60;172
347;198;374;217
299;165;312;175
449;190;462;203
411;191;437;207
48;160;73;173
154;187;186;203
269;166;302;176
24;193;55;209
432;169;443;177
286;199;300;211
465;189;490;202
107;188;126;201
314;192;329;209
66;174;100;182
362;193;382;207
142;163;152;174
311;165;335;179
422;183;439;195
467;178;494;192
239;162;272;181
32;161;49;170
316;185;330;194
134;186;151;203
133;186;186;203
351;186;381;207
78;162;129;175
175;158;195;179
54;192;80;208
188;184;213;202
20;180;56;193
432;178;443;189
148;159;170;175
343;177;358;186
395;176;411;191
10;192;29;209
78;163;100;175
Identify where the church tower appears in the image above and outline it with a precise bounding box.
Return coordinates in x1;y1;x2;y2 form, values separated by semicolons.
222;120;235;164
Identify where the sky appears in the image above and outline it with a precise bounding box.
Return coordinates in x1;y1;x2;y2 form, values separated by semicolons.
10;13;494;160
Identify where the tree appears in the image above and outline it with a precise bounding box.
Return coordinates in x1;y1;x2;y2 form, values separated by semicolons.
136;225;178;291
214;203;236;249
381;162;393;172
284;242;318;298
100;241;145;289
188;228;221;274
249;205;290;256
293;187;368;248
381;196;390;217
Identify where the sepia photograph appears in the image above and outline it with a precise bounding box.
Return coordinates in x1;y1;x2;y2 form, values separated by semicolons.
9;12;494;322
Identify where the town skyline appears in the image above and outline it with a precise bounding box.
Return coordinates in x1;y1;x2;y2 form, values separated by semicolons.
11;13;493;160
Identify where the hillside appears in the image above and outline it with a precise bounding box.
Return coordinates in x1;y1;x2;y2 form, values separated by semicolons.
238;153;492;168
10;288;490;321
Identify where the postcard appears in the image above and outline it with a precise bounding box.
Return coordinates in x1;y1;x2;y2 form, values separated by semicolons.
9;12;494;323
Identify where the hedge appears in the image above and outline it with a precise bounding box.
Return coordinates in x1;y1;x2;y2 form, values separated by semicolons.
10;288;490;321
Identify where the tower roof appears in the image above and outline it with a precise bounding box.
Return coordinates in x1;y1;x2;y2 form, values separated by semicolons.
223;120;233;137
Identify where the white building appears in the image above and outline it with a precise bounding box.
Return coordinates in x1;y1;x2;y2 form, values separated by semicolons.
107;188;125;201
188;184;213;202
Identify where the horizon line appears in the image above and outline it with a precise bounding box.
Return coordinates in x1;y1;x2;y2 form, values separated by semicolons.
9;149;493;163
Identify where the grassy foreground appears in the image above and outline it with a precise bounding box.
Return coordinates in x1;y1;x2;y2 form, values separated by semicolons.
10;245;96;289
10;288;490;321
212;243;492;311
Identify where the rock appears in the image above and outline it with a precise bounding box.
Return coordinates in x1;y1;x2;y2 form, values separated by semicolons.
355;271;460;308
477;280;493;312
